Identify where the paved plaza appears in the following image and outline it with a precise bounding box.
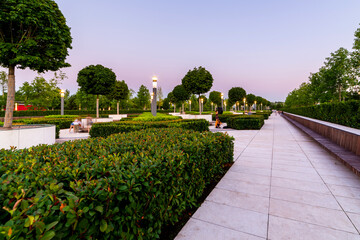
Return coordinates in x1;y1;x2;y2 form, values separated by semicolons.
176;114;360;240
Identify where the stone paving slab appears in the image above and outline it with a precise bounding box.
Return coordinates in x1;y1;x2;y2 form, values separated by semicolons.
176;114;360;240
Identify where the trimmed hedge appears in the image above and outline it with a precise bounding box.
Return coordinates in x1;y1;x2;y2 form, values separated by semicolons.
0;110;172;117
227;115;265;130
132;113;181;122
89;119;209;138
283;100;360;129
0;128;234;239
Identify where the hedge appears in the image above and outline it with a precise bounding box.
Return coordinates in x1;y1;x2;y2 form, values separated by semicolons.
283;100;360;129
89;119;209;138
0;110;172;118
0;128;234;239
227;115;265;130
212;113;270;122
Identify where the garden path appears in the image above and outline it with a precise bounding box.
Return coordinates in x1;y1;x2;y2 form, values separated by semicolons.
176;114;360;240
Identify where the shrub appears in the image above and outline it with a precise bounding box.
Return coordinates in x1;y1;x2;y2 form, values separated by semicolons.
0;128;234;239
227;115;264;130
132;113;181;122
283;100;360;129
44;115;79;119
89;119;209;138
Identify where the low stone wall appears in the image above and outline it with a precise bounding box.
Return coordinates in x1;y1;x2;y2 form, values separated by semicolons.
169;113;213;122
0;124;56;150
284;112;360;156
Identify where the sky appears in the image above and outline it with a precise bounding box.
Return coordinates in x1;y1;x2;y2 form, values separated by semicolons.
1;0;360;102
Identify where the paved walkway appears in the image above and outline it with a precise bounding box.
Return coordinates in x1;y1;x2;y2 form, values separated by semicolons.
176;114;360;240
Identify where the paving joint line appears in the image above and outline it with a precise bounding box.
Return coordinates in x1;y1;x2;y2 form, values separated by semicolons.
283;116;360;235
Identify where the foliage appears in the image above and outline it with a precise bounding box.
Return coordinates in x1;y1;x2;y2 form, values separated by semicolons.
132;113;181;122
0;71;7;95
108;80;129;102
162;98;170;110
17;72;67;110
209;91;221;106
89;119;209;138
246;93;256;106
228;87;246;106
285;82;314;107
172;85;190;104
283;100;360;129
134;85;150;110
44;115;79;119
77;65;116;96
181;66;213;96
0;128;233;239
0;0;72;127
227;115;265;130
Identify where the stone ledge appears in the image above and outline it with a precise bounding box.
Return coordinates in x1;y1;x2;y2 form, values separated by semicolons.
283;114;360;177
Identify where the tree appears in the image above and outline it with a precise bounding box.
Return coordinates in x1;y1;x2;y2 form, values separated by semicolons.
209;91;221;107
77;65;116;118
75;89;96;110
167;92;177;112
228;87;246;111
65;94;78;110
0;0;72;128
285;82;313;107
135;85;150;110
246;93;256;110
182;66;213;114
172;85;190;113
17;72;66;110
162;97;170;110
108;80;129;114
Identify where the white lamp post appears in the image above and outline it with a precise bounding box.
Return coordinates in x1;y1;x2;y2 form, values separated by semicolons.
60;89;65;115
221;92;224;109
254;100;257;112
201;98;203;113
151;76;157;116
211;102;213;111
243;98;246;112
189;100;191;112
224;101;227;112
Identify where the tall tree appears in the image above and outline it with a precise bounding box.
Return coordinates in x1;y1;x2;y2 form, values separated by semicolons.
172;85;190;113
77;64;116;118
246;93;256;110
228;87;246;111
209;91;221;107
108;80;129;114
182;66;213;114
0;0;72;128
135;85;150;110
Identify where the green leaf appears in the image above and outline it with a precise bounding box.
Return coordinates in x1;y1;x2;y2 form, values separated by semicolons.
41;230;56;240
100;219;107;232
45;221;58;231
95;206;103;214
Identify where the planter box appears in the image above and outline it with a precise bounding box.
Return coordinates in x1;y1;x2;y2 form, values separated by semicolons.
0;124;55;150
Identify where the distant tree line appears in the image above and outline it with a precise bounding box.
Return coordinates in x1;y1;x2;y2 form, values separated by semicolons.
285;25;360;107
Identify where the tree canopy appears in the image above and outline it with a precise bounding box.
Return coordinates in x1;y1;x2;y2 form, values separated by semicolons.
181;66;213;95
109;80;129;102
77;65;116;96
135;85;150;110
172;85;190;103
0;0;72;127
246;93;256;106
228;87;246;106
209;91;222;106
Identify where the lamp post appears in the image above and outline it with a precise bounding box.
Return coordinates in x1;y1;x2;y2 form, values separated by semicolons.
60;89;65;115
254;100;257;112
224;101;227;112
201;98;203;113
151;76;157;116
221;92;224;109
261;103;263;111
236;101;239;112
211;102;213;111
243;98;246;112
189;100;191;112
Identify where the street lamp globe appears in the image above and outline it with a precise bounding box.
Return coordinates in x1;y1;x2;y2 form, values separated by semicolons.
152;76;158;89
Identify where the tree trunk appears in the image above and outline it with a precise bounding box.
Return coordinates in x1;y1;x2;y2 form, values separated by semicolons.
339;85;341;102
4;65;15;128
199;95;201;115
117;101;119;115
96;95;99;119
182;103;184;114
